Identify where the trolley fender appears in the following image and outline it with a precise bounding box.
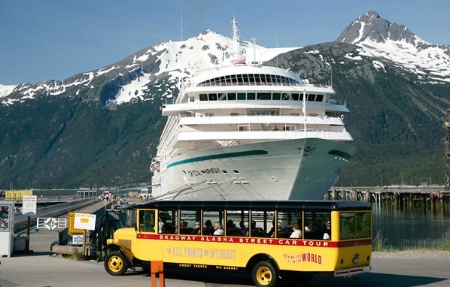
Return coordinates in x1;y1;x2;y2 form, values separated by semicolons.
106;244;135;268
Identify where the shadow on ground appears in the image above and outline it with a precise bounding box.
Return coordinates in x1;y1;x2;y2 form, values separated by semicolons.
135;269;447;287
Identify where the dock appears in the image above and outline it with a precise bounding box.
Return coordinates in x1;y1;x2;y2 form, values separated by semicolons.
328;186;450;209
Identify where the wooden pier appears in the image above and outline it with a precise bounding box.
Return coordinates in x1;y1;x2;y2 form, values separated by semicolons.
328;186;450;208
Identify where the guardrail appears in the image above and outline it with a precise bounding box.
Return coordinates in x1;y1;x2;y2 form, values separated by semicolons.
14;198;97;232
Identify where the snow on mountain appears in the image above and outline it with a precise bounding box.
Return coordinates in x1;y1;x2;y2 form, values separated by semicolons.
2;12;449;106
336;11;450;82
0;84;16;98
1;29;296;106
114;31;297;105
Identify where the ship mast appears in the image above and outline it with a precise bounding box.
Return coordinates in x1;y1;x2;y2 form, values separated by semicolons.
230;16;246;65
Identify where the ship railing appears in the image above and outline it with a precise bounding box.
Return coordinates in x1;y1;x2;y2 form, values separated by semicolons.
178;126;345;133
162;97;346;107
177;114;345;122
182;80;330;89
175;129;351;141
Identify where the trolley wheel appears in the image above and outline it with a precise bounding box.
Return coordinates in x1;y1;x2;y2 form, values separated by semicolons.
252;261;278;287
104;251;128;275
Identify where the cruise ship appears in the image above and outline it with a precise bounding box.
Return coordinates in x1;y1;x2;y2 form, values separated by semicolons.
150;18;355;201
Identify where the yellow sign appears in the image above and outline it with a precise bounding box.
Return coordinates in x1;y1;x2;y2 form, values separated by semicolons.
68;211;89;234
5;189;33;200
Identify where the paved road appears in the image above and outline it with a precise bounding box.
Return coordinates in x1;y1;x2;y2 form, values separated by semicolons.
1;229;449;287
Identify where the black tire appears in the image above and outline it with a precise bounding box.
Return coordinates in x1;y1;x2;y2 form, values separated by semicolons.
252;261;278;287
104;251;128;276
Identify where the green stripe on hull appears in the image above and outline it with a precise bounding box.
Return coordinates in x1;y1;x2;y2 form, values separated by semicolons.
167;150;269;168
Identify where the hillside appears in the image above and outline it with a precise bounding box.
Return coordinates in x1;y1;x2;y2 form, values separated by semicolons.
0;11;449;189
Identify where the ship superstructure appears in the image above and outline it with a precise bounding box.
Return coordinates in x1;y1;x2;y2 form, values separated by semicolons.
150;17;355;200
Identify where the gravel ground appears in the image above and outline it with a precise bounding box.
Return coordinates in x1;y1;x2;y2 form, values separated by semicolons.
372;250;450;258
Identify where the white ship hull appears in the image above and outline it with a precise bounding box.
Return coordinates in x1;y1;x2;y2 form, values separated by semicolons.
150;17;355;201
151;138;355;200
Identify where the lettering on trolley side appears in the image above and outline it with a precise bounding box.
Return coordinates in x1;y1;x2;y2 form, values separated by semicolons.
283;253;322;264
157;235;330;247
166;246;236;260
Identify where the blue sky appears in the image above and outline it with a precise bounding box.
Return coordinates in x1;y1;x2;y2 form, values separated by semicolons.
0;0;448;85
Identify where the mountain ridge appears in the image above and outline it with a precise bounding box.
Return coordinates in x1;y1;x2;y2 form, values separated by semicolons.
1;11;449;190
336;11;450;83
2;11;448;105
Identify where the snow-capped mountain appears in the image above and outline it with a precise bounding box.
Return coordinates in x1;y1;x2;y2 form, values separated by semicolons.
336;11;450;82
0;30;295;106
1;10;449;107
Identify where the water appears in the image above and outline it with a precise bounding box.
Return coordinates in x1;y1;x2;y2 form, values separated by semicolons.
372;201;450;249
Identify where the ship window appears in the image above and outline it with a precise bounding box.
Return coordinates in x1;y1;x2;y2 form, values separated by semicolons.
222;170;228;174
272;93;281;100
249;74;256;84
228;93;236;100
218;93;227;100
200;94;208;101
257;93;271;100
241;74;247;84
247;93;256;100
238;125;249;131
209;94;217;101
270;75;276;83
308;94;316;101
231;113;239;116
300;94;304;101
285;125;296;131
205;113;214;117
316;95;324;102
282;93;290;100
291;93;299;101
237;93;246;100
233;170;240;174
232;75;238;84
189;96;194;102
270;110;279;116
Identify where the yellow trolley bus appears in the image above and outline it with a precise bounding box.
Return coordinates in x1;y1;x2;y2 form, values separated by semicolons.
104;200;372;286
